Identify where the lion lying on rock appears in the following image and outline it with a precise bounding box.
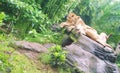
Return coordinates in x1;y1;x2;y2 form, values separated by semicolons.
60;13;111;47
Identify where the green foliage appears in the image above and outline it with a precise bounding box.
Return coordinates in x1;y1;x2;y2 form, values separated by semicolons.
0;34;13;73
40;53;51;64
10;52;42;73
89;0;120;46
73;0;92;25
49;45;67;67
0;0;50;37
90;0;120;32
0;51;12;73
0;12;6;33
42;0;77;23
116;54;120;67
0;12;5;25
25;29;64;44
40;45;67;67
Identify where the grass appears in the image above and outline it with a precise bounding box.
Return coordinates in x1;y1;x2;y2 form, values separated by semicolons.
0;34;40;73
24;29;64;45
0;34;58;73
116;54;120;68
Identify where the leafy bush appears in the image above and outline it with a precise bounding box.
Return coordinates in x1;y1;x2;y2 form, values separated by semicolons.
39;0;80;25
0;12;6;33
49;45;67;67
0;0;50;37
40;45;67;67
0;12;5;25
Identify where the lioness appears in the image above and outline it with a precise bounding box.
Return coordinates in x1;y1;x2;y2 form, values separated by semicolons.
60;13;111;47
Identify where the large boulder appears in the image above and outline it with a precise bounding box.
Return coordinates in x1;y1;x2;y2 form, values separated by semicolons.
13;35;119;73
63;34;119;73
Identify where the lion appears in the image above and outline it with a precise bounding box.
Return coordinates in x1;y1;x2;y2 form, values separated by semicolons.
60;12;111;47
74;14;111;47
60;13;79;31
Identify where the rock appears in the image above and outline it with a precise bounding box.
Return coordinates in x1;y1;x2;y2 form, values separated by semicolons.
43;43;56;49
62;35;74;47
15;41;48;53
51;24;62;32
76;34;116;63
63;34;119;73
24;52;38;60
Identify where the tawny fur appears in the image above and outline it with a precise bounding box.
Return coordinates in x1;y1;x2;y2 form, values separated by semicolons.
60;13;79;31
60;13;111;47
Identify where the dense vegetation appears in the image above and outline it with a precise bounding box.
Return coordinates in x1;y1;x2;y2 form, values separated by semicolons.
0;0;120;73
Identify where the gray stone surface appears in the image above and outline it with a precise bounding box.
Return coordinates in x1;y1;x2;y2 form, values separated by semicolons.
63;34;119;73
43;43;55;49
14;36;119;73
15;41;48;53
